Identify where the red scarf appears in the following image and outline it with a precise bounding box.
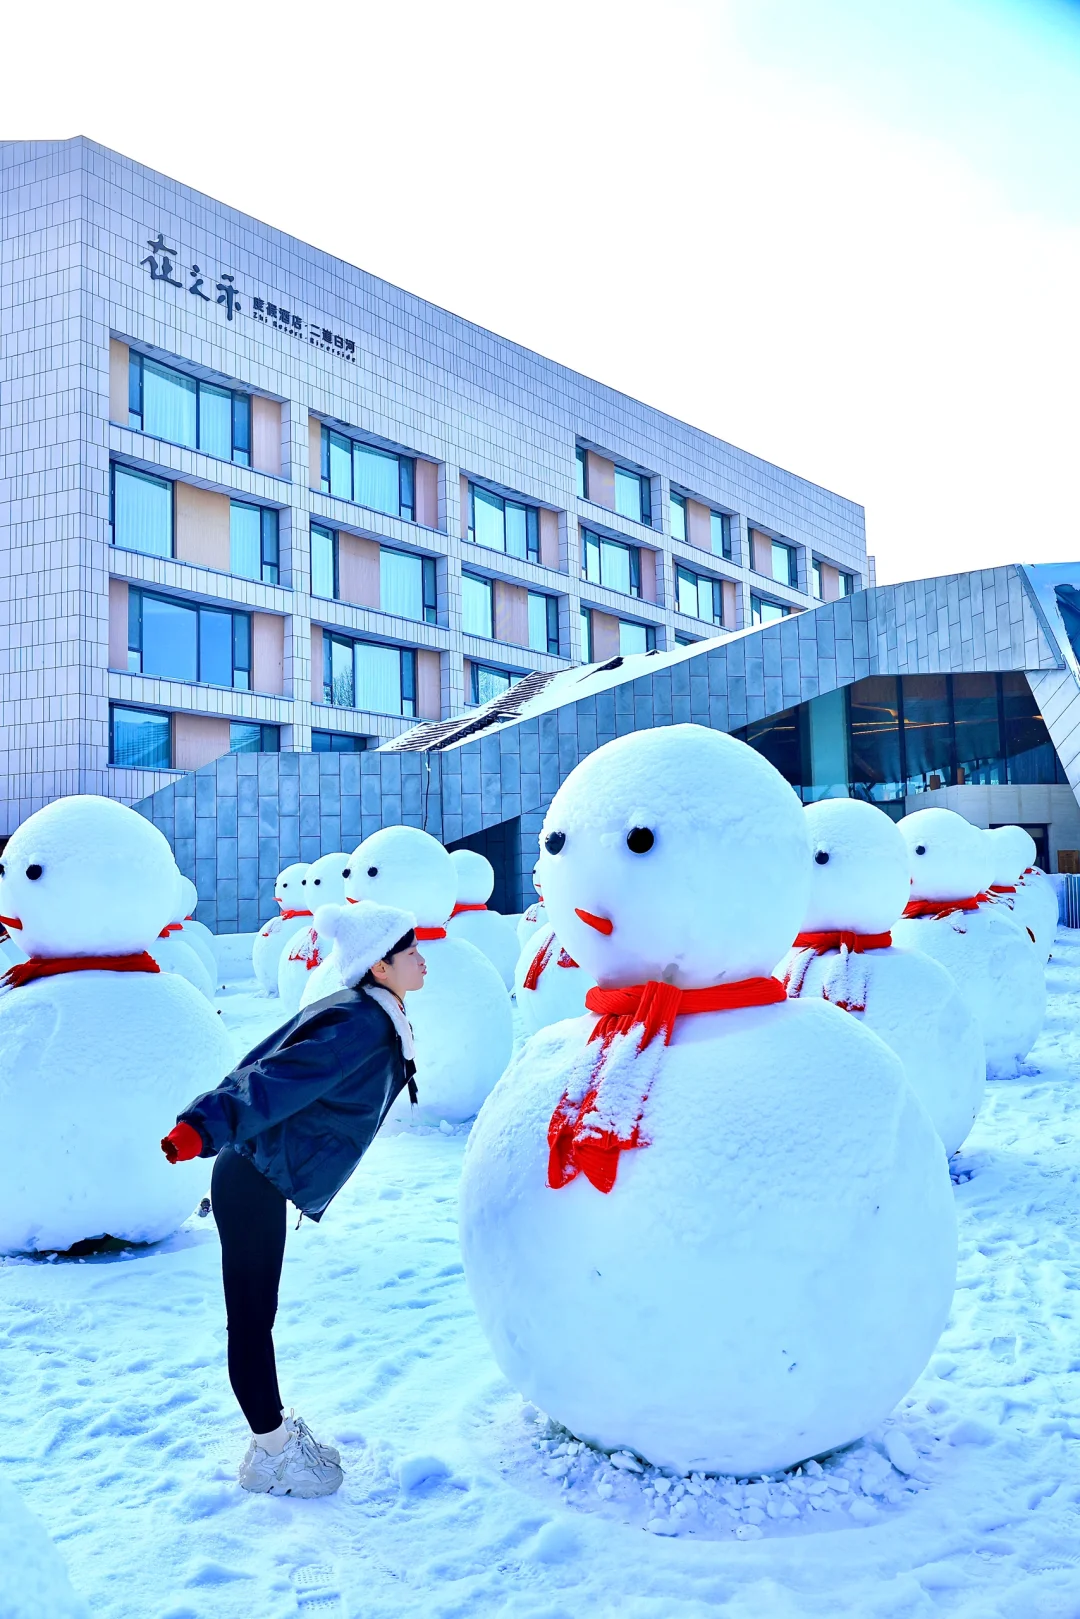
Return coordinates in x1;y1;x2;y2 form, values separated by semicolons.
522;933;579;992
989;885;1016;895
158;922;183;937
287;930;322;971
902;896;982;920
791;929;892;955
2;953;161;991
416;926;447;942
451;902;488;917
278;908;313;921
547;976;785;1194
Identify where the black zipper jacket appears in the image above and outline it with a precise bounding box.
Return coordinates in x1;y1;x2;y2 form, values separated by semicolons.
177;989;409;1220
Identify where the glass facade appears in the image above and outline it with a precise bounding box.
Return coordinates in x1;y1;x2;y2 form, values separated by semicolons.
127;588;252;690
128;352;251;466
320;426;416;521
469;484;540;562
734;673;1066;805
581;529;641;597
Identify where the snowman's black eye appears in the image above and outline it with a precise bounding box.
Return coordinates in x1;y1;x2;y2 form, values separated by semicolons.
343;868;351;879
915;844;926;856
313;878;321;885
367;866;379;878
26;865;42;881
626;827;654;854
301;878;307;885
544;831;566;855
814;850;829;865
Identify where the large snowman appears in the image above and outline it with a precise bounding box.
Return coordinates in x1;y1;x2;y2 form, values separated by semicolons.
777;798;985;1157
303;827;513;1123
251;861;311;993
277;852;351;1014
445;849;519;989
459;726;957;1477
892;809;1045;1079
0;796;233;1253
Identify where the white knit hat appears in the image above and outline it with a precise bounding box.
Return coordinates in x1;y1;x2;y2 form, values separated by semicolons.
314;901;417;989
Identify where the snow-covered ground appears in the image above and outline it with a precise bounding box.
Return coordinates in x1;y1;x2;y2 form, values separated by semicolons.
5;940;1080;1618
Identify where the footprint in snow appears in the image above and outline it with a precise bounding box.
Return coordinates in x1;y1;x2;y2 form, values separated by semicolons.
293;1563;343;1612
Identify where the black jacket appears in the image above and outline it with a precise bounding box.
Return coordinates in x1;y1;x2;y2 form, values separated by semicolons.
178;989;409;1221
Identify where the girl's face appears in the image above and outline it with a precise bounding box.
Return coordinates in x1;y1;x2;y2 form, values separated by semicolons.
371;944;427;998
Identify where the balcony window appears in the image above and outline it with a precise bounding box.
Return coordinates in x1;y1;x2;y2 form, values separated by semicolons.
462;572;494;638
230;502;279;584
381;548;437;624
670;492;687;543
711;511;732;560
528;592;560;655
111;465;173;559
312;730;368;752
470;664;513;706
127;588;252;690
230;723;279;753
581;529;641;598
109;704;171;769
750;594;791;626
614;466;652;526
322;633;417;718
128;352;251;466
320;426;416;521
675;564;723;625
310;524;337;600
468;484;540;562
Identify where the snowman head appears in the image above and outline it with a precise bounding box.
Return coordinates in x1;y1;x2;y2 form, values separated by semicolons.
988;825;1036;886
301;852;352;909
800;799;911;934
450;849;495;907
0;795;177;958
174;874;198;923
275;862;310;905
899;808;992;901
345;827;457;927
537;724;810;989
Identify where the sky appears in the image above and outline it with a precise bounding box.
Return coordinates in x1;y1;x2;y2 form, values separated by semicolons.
6;0;1080;585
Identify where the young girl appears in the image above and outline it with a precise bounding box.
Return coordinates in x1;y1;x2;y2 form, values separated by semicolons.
161;901;424;1499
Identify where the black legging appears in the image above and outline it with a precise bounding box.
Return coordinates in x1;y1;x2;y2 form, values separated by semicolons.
211;1147;287;1435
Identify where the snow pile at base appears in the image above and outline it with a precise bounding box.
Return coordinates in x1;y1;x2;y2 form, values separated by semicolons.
0;1477;88;1618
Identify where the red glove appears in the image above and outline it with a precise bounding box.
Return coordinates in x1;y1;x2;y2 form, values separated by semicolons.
161;1121;203;1164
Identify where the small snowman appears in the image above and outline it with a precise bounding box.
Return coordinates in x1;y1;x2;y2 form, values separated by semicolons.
777;798;985;1157
459;725;956;1477
173;875;218;983
0;795;233;1254
892;808;1045;1079
514;922;595;1037
150;872;214;1000
994;829;1058;957
303;827;513;1123
446;849;519;989
277;852;352;1015
251;862;311;994
516;865;548;951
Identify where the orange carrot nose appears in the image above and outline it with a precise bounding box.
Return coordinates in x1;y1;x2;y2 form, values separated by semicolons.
575;908;613;935
0;914;23;930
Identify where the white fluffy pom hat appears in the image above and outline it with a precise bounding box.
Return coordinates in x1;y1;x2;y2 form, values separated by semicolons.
314;901;417;989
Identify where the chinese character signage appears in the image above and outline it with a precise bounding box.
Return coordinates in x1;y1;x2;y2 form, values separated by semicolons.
138;231;356;361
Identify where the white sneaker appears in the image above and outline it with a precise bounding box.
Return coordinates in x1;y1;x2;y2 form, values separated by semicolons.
287;1412;340;1466
238;1425;343;1498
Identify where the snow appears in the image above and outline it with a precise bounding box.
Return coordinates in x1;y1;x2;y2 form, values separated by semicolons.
0;1476;88;1618
6;933;1080;1615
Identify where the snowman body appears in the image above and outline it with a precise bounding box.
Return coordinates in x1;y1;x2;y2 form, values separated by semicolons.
172;875;217;982
778;798;985;1157
514;923;595;1036
277;853;350;1015
252;863;311;994
149;933;214;1000
516;899;548;952
982;827;1053;961
446;850;519;990
1017;869;1059;955
460;726;956;1475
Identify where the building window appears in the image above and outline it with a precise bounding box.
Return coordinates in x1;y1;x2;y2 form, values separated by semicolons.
109;704;171;769
320;426;416;521
528;591;560;655
381;548;438;624
675;633;698;646
111;465;173;559
581;529;641;597
128;352;251;466
468;484;540;562
310;524;337;600
469;664;513;706
461;572;495;638
750;594;791;626
230;722;279;753
311;729;368;752
576;446;587;499
761;539;797;589
711;511;732;560
614;466;652;526
230;502;279;584
619;621;656;656
322;633;417;718
670;492;687;543
580;607;593;662
812;559;823;601
127;588;252;690
839;571;855;596
675;564;723;625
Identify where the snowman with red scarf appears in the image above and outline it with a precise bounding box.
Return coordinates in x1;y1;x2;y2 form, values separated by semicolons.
776;797;985;1157
445;849;519;990
0;795;233;1254
459;725;957;1477
892;808;1045;1078
251;862;311;994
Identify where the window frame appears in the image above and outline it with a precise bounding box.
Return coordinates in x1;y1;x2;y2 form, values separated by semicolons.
527;590;560;656
126;586;253;691
669;491;688;544
127;350;252;466
110;463;175;560
467;482;541;562
469;662;514;707
750;593;792;626
108;702;173;770
229;722;279;754
310;523;338;601
674;563;723;626
580;527;642;599
461;570;496;639
311;729;369;753
321;630;418;718
319;423;417;521
230;499;279;585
